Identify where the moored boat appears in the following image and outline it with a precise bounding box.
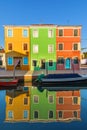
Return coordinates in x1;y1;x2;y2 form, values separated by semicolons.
34;73;87;87
0;78;19;87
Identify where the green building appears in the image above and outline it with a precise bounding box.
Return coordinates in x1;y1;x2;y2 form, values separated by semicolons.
30;24;56;71
30;86;56;121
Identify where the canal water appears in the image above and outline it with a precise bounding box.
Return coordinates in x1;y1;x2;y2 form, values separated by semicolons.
0;83;87;130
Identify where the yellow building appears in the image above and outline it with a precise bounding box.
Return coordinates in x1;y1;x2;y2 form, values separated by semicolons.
5;86;30;122
4;26;30;70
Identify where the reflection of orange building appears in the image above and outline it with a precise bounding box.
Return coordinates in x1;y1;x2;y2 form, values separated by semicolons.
56;26;82;70
56;90;81;121
5;87;30;122
4;26;30;70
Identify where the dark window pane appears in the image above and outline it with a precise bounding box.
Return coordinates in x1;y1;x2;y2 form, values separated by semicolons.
32;60;37;66
74;44;78;50
74;29;78;36
49;111;53;118
24;98;28;105
59;29;63;36
58;111;63;118
58;97;63;104
34;96;38;103
49;60;53;66
23;43;28;50
34;111;38;119
57;58;64;64
73;97;78;104
59;44;63;50
73;111;77;118
9;98;13;104
73;57;79;64
8;43;12;50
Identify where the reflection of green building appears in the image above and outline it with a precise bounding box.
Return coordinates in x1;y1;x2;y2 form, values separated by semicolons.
30;87;56;121
30;24;56;71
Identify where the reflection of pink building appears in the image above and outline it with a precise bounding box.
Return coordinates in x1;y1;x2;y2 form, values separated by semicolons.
0;48;6;69
56;91;81;121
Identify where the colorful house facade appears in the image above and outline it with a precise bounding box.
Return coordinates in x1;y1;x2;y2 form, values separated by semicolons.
56;26;82;70
56;90;81;121
4;26;30;70
30;86;56;121
0;47;6;69
30;24;56;71
5;86;30;121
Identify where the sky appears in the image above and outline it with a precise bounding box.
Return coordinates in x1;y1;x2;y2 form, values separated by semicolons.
0;0;87;50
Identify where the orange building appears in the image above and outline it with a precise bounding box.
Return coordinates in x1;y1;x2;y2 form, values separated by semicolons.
56;26;82;70
4;26;30;70
56;90;81;121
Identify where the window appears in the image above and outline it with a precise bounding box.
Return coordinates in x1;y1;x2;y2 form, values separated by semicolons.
48;45;54;53
8;43;12;50
73;44;78;50
23;57;28;65
73;111;78;118
58;97;63;104
57;57;64;64
7;29;13;37
9;98;13;105
0;60;2;65
23;43;28;50
73;97;78;104
33;29;38;38
48;29;53;38
33;45;38;53
23;29;28;37
58;43;63;50
49;60;53;66
32;60;37;66
34;111;38;119
48;95;54;103
34;95;39;103
49;111;53;118
24;98;28;105
74;29;78;36
73;57;79;64
7;57;13;65
8;111;13;119
24;110;28;119
58;111;63;118
59;29;63;36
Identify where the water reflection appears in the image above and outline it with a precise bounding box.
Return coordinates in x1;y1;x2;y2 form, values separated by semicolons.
5;84;81;122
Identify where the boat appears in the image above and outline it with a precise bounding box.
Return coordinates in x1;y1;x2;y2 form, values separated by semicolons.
34;73;87;87
0;78;19;87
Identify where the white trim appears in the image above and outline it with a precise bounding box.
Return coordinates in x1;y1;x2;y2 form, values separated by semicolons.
33;110;39;119
58;43;64;50
48;44;54;53
23;57;28;65
32;29;39;38
48;29;54;38
8;110;14;119
33;44;39;53
48;110;54;119
22;28;29;37
58;97;64;104
33;95;39;104
23;110;29;119
7;28;13;37
48;95;54;104
58;29;64;37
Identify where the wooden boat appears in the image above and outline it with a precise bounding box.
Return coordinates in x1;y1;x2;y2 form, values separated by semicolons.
0;78;19;87
35;73;87;87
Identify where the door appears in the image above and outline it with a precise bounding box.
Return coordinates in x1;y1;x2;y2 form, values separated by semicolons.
14;57;22;69
65;58;71;69
41;59;45;69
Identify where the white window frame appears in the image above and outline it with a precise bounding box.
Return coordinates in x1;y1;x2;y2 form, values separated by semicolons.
48;44;54;53
22;29;28;37
7;29;13;37
48;29;53;38
33;29;38;38
33;95;39;104
33;45;38;53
